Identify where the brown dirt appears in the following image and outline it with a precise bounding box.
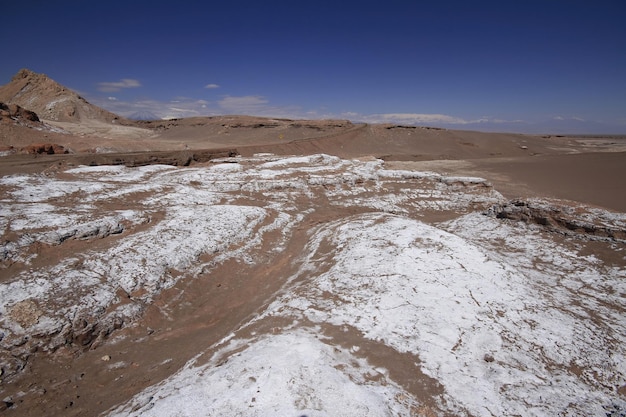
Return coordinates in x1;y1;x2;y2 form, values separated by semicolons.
386;150;626;213
2;110;625;212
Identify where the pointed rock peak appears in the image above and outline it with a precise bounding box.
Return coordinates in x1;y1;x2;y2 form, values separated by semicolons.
12;68;49;83
14;68;36;79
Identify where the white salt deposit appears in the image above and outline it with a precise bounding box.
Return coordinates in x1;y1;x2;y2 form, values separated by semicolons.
257;213;625;415
108;329;420;417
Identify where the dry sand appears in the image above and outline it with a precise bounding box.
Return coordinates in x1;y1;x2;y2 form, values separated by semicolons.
386;151;626;213
3;117;624;210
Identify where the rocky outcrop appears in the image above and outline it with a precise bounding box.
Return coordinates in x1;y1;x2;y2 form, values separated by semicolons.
0;306;130;380
486;199;626;241
0;69;123;123
21;143;69;154
0;102;40;122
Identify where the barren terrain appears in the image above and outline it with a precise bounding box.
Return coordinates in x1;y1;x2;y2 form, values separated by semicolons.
0;70;625;416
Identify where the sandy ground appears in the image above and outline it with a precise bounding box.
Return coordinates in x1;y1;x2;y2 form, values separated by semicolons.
0;117;624;416
386;151;626;213
3;117;625;211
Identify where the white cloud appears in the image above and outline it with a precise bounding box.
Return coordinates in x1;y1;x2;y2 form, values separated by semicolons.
90;96;217;120
89;95;618;133
489;118;525;124
356;113;484;125
553;115;586;122
97;78;141;92
215;96;305;119
204;83;220;89
218;96;269;113
334;112;533;132
94;94;507;127
95;93;304;121
90;92;540;131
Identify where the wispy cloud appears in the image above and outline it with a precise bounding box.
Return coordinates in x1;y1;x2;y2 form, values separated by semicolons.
204;83;220;89
91;96;215;119
93;93;290;120
89;94;622;133
332;112;536;132
355;113;488;125
553;115;586;122
95;94;514;127
97;78;141;92
218;96;269;113
96;92;330;121
216;96;307;119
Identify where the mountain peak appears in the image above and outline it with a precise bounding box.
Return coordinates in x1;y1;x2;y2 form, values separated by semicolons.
0;69;122;123
13;68;43;81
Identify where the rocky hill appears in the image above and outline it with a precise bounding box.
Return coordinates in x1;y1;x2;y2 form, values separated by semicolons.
0;69;123;123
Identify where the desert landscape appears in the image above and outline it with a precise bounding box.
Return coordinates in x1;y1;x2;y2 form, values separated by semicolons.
0;70;625;416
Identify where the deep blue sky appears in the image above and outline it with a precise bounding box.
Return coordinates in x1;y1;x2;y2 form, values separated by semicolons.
2;0;625;133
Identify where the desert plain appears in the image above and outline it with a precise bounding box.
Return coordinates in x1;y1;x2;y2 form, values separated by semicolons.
0;70;625;416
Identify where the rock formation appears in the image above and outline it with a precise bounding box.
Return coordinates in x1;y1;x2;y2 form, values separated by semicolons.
0;69;123;123
0;102;40;122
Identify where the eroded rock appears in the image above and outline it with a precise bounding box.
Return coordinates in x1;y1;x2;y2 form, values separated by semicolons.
0;102;40;122
486;199;626;241
21;143;69;154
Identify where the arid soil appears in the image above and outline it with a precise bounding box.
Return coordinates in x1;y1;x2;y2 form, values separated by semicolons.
0;70;625;416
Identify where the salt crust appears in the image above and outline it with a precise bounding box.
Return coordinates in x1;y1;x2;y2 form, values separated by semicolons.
1;154;624;416
107;329;418;417
258;213;625;416
108;210;625;416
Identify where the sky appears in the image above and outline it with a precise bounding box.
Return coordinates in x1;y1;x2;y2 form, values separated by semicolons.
2;0;626;133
